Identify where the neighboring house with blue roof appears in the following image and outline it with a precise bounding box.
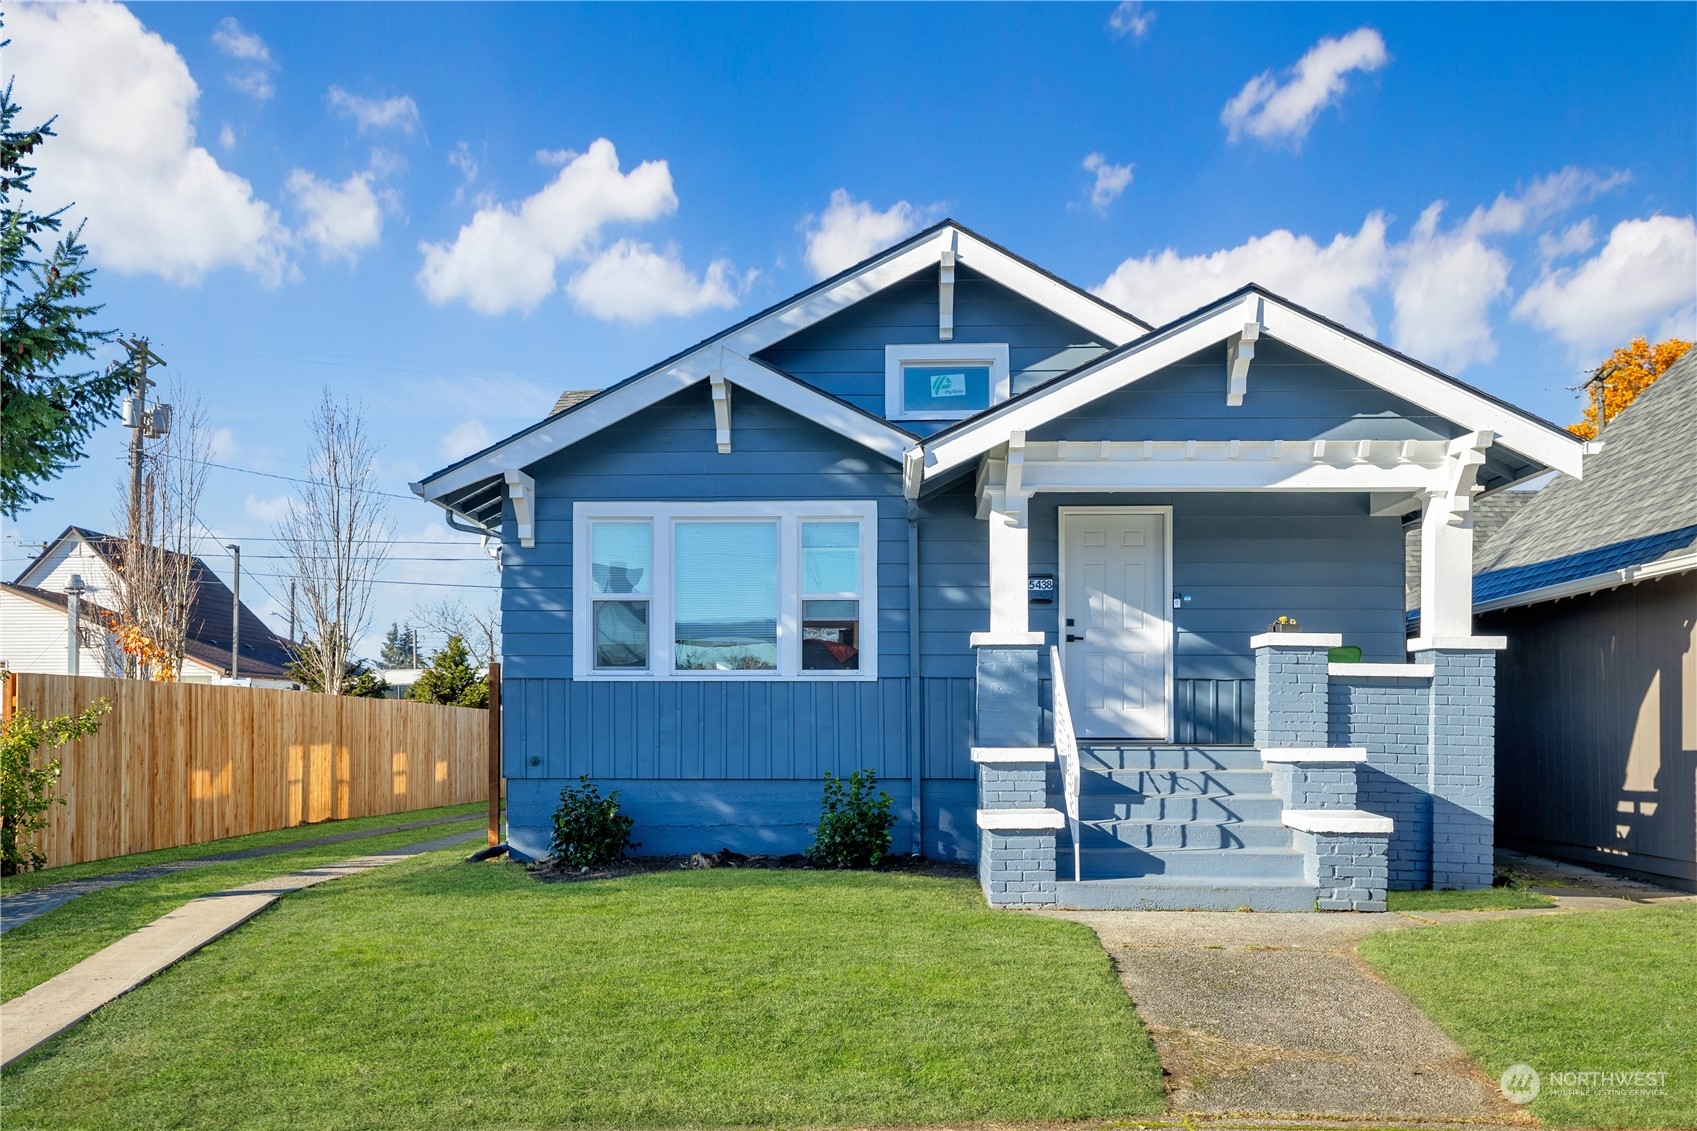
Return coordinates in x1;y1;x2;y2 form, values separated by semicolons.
415;220;1590;910
1474;348;1696;890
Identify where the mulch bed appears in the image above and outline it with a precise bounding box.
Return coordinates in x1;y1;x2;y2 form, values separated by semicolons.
523;849;975;884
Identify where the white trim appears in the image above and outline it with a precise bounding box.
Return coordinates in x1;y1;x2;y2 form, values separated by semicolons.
1261;747;1368;763
1249;632;1343;649
971;746;1057;764
1283;809;1394;835
1328;662;1435;678
1406;635;1508;652
1473;550;1697;613
916;290;1586;487
1058;505;1175;743
420;224;1148;507
571;501;878;682
708;369;732;454
938;247;956;341
504;470;536;549
969;631;1045;647
976;807;1066;831
884;343;1011;422
1225;319;1260;407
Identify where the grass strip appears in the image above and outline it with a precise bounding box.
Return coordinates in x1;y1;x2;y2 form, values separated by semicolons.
1386;886;1555;911
4;855;1166;1130
2;802;490;896
1360;903;1695;1129
1;821;481;1002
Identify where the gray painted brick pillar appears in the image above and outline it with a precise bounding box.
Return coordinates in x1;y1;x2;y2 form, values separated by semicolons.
975;645;1042;747
1418;647;1498;890
971;642;1058;909
1293;829;1390;911
1253;635;1338;748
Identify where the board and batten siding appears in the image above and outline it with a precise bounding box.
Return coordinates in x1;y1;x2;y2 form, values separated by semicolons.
756;264;1113;435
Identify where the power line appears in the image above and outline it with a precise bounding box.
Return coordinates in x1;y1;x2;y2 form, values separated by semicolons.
199;459;421;501
243;572;499;590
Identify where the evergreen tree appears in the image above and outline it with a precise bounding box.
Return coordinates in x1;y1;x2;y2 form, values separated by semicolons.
1;70;132;518
377;623;418;669
409;635;488;708
286;639;390;698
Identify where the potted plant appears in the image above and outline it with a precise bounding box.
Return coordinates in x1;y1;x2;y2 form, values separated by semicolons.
1268;615;1302;633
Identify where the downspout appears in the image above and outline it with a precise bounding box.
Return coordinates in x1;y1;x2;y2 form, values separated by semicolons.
907;501;925;858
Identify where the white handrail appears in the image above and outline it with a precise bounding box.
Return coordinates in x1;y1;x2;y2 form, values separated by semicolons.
1050;645;1082;883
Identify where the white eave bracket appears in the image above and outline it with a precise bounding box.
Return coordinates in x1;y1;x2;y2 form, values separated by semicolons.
939;247;957;341
1226;320;1261;407
709;368;732;454
1437;429;1494;523
503;469;536;548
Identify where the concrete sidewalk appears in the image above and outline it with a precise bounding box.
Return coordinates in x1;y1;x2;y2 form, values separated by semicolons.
1057;909;1536;1125
1;812;483;934
0;829;480;1069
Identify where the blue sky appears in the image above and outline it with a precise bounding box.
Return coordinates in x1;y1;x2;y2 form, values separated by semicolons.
4;2;1694;655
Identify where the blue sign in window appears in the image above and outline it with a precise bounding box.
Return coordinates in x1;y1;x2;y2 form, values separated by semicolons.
903;364;992;415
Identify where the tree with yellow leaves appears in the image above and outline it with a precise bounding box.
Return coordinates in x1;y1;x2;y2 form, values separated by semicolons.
1568;336;1693;440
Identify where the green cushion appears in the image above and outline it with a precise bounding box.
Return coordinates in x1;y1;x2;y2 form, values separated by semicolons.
1328;645;1362;664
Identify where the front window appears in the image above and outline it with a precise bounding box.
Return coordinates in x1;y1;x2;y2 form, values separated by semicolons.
885;343;1010;421
574;502;878;681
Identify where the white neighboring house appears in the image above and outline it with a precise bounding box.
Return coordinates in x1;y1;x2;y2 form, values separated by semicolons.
1;526;298;689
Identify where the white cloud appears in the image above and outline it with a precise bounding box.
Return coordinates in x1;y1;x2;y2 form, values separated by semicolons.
6;3;291;285
244;493;291;523
1222;28;1388;147
439;420;494;462
209;427;240;461
536;148;576;166
218;122;236;151
327;86;421;135
803;190;935;279
1539;219;1596;264
1108;1;1155;38
1390;202;1512;371
1095;214;1390;331
1083;153;1133;212
1513;215;1697;355
286;162;395;263
416;138;678;316
448;142;479;204
565;241;743;323
212;17;276;101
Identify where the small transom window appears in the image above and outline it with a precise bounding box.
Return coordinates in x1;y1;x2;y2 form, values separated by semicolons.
885;343;1010;421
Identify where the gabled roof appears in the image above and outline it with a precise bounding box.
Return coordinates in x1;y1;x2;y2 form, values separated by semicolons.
414;220;1152;528
914;284;1589;491
1474;348;1697;611
11;527;297;678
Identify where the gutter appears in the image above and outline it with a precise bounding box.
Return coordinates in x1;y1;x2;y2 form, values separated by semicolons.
907;501;925;858
1474;550;1697;614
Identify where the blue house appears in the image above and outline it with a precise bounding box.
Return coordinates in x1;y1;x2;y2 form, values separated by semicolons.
415;221;1590;911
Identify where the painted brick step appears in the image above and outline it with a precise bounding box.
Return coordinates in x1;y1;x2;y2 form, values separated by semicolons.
1079;768;1277;797
1078;817;1294;850
1080;745;1263;772
1077;793;1287;822
1080;845;1309;881
1055;877;1318;912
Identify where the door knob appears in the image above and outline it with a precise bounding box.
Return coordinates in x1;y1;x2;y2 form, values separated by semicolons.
1066;634;1084;642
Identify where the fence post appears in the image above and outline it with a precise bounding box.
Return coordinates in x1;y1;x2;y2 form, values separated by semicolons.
2;670;15;723
487;661;502;847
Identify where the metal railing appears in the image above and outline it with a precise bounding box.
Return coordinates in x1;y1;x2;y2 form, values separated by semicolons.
1050;645;1082;882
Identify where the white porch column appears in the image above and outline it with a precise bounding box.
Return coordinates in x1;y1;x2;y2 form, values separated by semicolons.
987;501;1031;637
1417;431;1492;641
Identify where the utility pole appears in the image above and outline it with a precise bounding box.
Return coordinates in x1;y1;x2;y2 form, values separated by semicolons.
288;580;297;642
66;574;85;677
116;337;168;552
1586;360;1619;441
227;544;241;680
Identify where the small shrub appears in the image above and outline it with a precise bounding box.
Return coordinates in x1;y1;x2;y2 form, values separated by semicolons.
806;769;895;869
549;775;638;867
2;698;111;875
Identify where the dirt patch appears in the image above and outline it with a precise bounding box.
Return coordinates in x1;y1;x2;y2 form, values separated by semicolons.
524;852;975;884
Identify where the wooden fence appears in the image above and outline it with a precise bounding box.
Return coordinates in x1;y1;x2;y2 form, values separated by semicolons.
3;672;490;869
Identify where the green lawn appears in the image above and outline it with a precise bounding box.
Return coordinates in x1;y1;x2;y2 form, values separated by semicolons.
1;820;482;1001
1;802;489;895
1;854;1166;1131
1386;886;1556;912
1360;903;1696;1129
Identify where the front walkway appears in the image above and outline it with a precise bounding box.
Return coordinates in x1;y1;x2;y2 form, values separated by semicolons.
0;829;480;1068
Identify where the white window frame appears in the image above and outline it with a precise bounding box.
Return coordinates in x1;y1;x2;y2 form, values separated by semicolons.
884;343;1011;421
572;501;879;682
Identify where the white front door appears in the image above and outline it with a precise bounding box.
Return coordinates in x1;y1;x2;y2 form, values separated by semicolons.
1060;508;1170;740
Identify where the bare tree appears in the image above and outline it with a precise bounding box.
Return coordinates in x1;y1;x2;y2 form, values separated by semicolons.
275;391;391;695
107;380;212;680
411;595;501;667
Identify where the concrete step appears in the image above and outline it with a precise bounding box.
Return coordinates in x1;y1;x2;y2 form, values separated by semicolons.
1077;792;1287;822
1078;817;1294;851
1080;745;1263;771
1079;845;1309;881
1079;767;1277;798
1055;877;1318;912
